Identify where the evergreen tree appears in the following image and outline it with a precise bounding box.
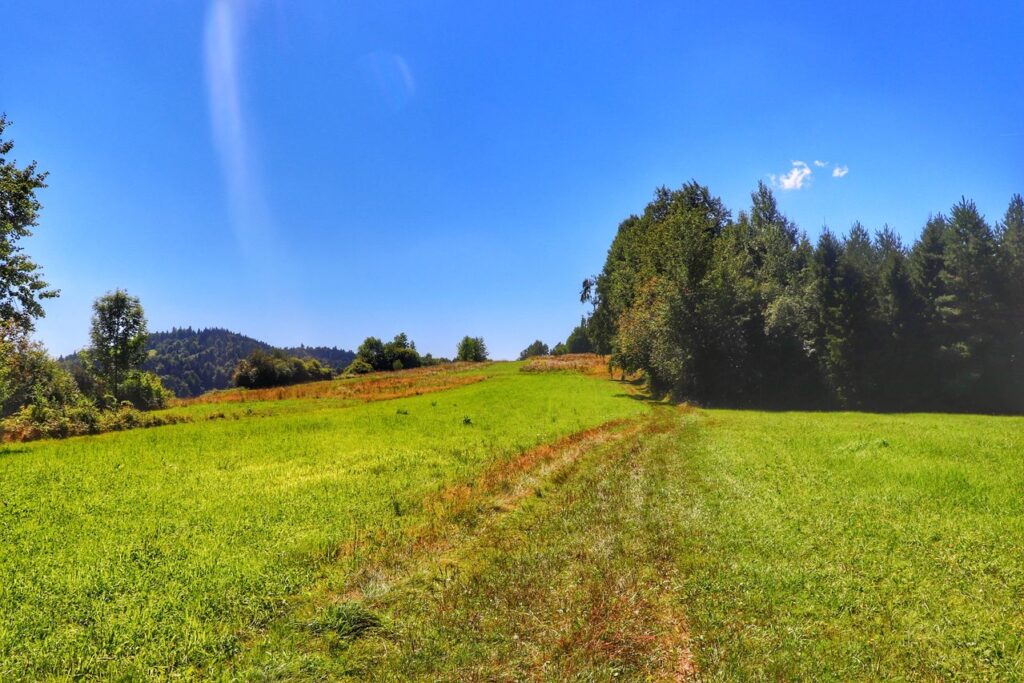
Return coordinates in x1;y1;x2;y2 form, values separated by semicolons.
997;195;1024;410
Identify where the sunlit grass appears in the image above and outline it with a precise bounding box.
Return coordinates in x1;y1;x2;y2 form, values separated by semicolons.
4;362;1022;680
0;362;646;679
676;409;1024;680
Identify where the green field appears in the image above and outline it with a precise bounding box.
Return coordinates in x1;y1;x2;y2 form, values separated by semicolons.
2;362;1024;680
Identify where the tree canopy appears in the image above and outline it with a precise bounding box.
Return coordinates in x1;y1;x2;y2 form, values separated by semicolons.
0;115;58;331
86;290;149;400
518;340;549;360
584;181;1024;413
456;336;488;362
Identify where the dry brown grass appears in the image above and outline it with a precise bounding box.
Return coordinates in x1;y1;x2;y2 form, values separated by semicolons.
519;353;611;376
170;363;489;407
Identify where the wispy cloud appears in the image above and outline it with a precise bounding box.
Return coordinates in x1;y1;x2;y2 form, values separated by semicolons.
832;165;849;178
204;0;272;254
813;160;828;167
359;51;417;112
771;160;813;191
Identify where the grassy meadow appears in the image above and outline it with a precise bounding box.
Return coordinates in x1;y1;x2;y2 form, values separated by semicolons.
0;362;645;679
2;359;1023;680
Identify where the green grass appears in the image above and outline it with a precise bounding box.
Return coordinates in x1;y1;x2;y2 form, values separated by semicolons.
4;361;1024;680
234;406;696;681
236;408;1024;681
674;409;1024;680
0;363;646;679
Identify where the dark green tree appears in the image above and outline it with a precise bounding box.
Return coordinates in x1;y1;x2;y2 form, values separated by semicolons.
456;336;488;362
518;340;549;360
354;333;421;371
937;199;1002;407
998;194;1024;411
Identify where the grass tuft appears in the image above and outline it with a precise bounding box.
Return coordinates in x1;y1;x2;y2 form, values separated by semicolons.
308;602;382;641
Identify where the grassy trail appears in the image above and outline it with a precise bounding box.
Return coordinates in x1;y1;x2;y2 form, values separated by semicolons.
226;406;697;681
231;406;1024;681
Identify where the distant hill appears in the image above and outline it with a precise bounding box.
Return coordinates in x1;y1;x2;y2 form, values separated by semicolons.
143;328;355;398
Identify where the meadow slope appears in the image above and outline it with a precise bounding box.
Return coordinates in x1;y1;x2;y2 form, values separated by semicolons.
0;363;646;679
2;361;1023;680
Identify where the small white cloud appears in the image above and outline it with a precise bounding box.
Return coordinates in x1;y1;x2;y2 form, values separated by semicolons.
774;161;812;191
813;160;828;167
832;165;849;178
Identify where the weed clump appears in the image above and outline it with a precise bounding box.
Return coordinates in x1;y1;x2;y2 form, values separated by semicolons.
308;602;382;641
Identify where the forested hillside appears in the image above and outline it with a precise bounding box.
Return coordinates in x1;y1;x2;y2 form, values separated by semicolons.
143;328;354;397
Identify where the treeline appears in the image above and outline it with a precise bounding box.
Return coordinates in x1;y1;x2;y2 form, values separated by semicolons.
582;181;1023;413
343;333;488;375
229;333;489;389
518;326;595;360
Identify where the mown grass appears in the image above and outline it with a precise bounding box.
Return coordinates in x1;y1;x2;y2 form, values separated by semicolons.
0;362;646;679
226;406;696;681
676;409;1024;680
236;408;1024;681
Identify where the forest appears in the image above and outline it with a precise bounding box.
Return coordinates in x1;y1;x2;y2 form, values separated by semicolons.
142;328;355;397
581;182;1023;413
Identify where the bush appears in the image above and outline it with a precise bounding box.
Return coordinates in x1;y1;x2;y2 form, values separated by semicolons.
1;399;100;441
120;370;173;410
97;405;188;433
1;324;84;418
344;358;374;375
355;333;422;372
233;350;333;389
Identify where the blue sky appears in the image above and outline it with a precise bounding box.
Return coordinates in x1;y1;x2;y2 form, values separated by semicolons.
4;1;1022;359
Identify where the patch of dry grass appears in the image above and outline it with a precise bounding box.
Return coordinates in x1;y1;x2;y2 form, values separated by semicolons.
170;363;489;406
519;353;611;376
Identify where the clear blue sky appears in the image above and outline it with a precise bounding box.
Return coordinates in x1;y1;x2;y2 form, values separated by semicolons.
4;1;1022;359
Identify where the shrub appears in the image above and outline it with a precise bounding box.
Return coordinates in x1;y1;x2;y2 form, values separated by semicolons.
1;399;100;441
233;350;333;389
344;358;374;375
120;370;173;410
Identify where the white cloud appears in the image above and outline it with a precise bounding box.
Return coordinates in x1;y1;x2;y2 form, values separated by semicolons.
773;160;813;191
204;0;273;255
832;165;849;178
813;160;828;167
